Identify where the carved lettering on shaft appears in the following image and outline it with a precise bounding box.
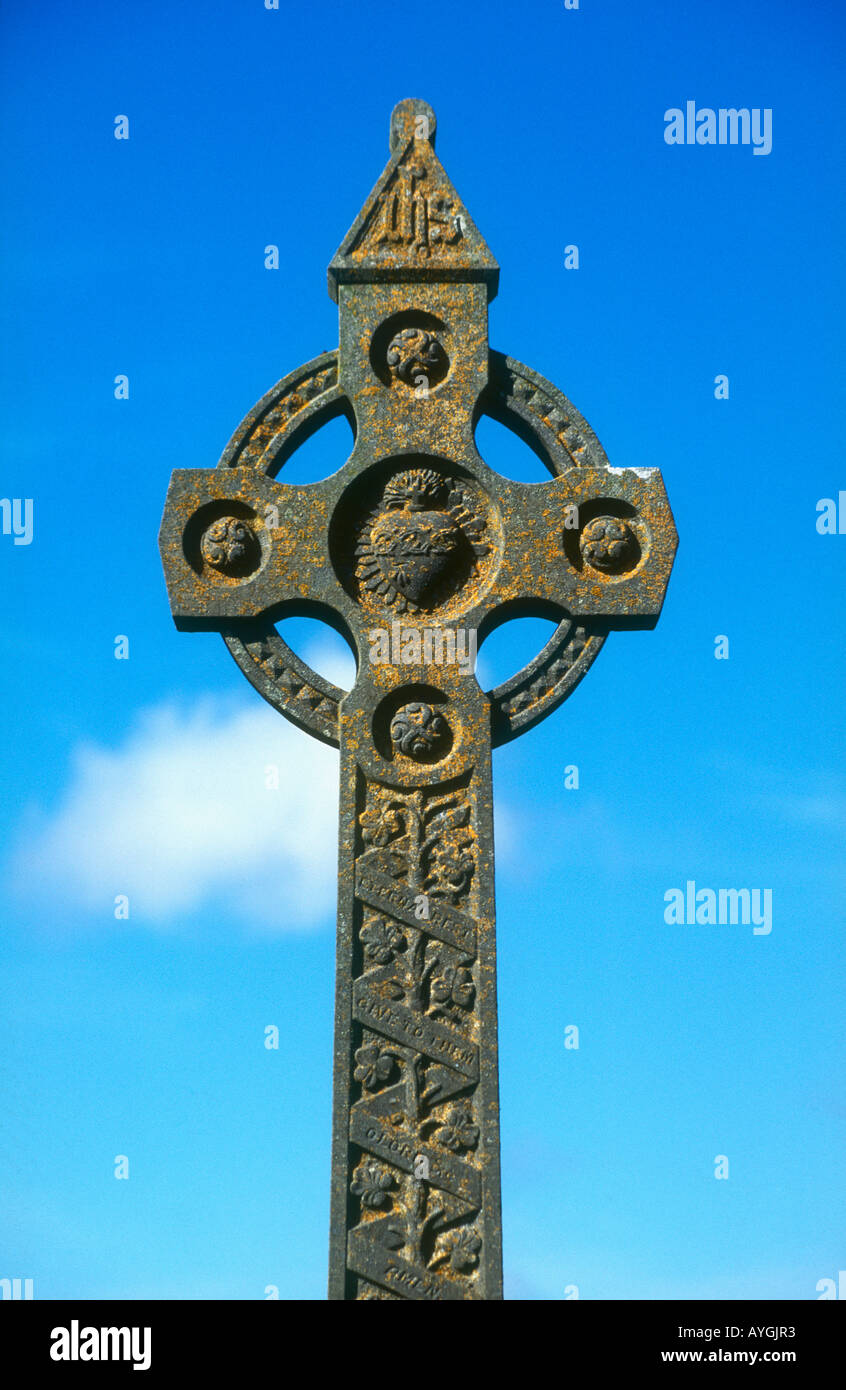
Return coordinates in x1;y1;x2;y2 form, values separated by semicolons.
347;775;483;1298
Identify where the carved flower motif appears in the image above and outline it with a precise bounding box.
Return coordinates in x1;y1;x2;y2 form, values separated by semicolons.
353;1044;395;1089
430;965;475;1010
435;1105;479;1153
360;915;404;964
579;516;637;574
441;1226;482;1273
360;800;404;847
428;838;474;897
351;1161;395;1210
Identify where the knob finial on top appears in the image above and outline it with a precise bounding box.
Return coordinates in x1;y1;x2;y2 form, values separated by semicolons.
390;99;437;152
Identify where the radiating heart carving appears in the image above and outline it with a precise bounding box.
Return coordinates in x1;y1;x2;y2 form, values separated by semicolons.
369;507;461;605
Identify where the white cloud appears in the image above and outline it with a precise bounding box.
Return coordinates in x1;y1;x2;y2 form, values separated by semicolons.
9;631;538;936
11;693;340;932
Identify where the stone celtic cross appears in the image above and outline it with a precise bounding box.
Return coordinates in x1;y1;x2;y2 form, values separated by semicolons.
159;99;677;1301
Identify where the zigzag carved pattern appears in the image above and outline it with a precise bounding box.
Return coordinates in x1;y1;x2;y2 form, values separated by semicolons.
347;778;485;1300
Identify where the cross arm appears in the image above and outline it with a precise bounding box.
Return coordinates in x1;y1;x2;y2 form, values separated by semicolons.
158;467;338;628
482;465;678;627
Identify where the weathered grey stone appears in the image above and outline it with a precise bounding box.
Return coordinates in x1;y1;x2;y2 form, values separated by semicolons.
158;99;678;1301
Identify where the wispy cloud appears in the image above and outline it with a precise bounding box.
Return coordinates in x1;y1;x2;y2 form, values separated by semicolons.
10;694;340;932
708;753;846;831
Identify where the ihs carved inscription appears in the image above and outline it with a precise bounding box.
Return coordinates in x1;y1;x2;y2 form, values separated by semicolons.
358;160;463;259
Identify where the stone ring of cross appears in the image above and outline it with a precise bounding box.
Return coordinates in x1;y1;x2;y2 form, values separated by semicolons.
172;339;671;755
159;99;677;1300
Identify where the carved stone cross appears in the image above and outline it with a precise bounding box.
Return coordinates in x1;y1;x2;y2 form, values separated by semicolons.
159;99;677;1301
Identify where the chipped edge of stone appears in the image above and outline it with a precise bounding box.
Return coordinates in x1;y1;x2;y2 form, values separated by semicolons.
605;465;655;479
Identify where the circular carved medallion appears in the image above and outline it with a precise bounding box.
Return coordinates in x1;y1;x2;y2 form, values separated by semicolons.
389;702;450;761
324;456;501;622
579;516;639;574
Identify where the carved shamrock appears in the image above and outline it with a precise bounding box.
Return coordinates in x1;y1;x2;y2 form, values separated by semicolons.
353;1044;396;1090
430;964;475;1010
435;1226;482;1274
359;797;404;848
350;1161;395;1210
360;915;405;964
427;833;475;899
435;1104;479;1153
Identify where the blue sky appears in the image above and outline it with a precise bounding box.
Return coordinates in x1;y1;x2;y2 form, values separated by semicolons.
1;0;844;1299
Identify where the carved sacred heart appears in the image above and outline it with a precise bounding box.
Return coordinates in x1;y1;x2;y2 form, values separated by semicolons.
352;465;492;612
369;504;461;605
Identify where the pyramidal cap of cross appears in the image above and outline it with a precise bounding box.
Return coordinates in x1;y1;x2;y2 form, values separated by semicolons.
329;99;498;297
157;97;677;1303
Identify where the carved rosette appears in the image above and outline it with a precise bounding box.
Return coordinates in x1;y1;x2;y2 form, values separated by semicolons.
346;774;487;1299
390;702;450;760
200;516;259;576
580;516;639;574
386;327;447;389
